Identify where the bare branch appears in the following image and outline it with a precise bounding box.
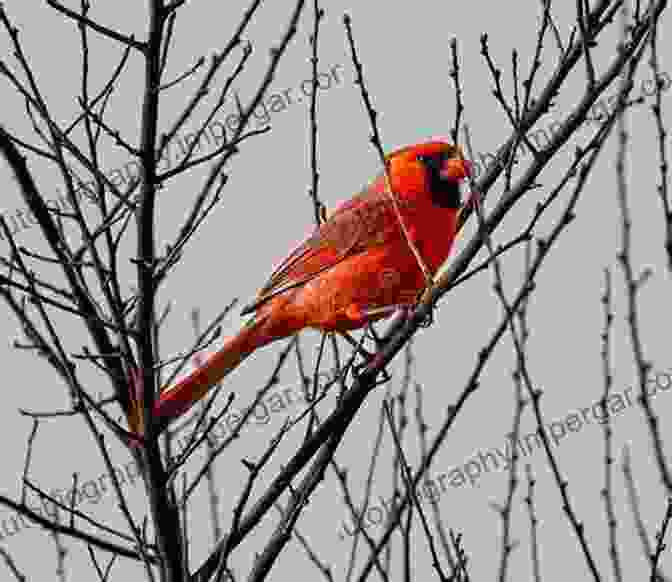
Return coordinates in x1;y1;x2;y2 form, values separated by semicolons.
45;0;146;51
0;494;158;563
0;547;27;582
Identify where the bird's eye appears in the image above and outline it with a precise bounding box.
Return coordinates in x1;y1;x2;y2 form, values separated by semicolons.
418;151;452;166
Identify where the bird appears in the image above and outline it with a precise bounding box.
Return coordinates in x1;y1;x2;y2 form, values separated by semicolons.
130;139;473;437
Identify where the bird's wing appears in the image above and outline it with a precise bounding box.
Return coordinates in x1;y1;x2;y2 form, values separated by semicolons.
241;184;399;315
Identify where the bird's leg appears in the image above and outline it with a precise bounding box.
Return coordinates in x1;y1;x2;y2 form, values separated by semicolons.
342;302;421;382
349;303;416;322
338;328;391;384
346;303;416;349
386;304;415;328
401;288;434;329
366;322;385;349
466;188;482;211
356;303;428;379
416;302;434;328
351;356;392;385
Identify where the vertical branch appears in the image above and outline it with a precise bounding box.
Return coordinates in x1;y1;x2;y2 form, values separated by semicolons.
341;403;389;582
449;38;464;146
402;496;413;582
576;0;597;87
414;381;456;573
646;10;671;272
383;401;448;581
180;473;190;581
393;365;412;582
614;4;672;493
599;268;623;582
523;464;541;582
134;3;183;581
137;1;165;438
190;309;222;543
20;418;39;505
307;0;325;225
495;351;527;582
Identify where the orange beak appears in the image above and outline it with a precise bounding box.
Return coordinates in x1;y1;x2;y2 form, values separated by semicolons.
440;158;473;182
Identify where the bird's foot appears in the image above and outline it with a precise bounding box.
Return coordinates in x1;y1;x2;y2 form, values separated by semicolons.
402;296;433;328
351;354;392;385
338;329;391;385
416;303;434;328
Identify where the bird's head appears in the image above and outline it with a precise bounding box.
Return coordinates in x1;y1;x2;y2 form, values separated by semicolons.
385;139;473;209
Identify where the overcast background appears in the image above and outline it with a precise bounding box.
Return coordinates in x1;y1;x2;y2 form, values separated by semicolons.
1;1;671;580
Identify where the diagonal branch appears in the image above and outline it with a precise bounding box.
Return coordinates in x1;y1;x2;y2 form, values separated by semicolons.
45;0;146;51
0;495;158;563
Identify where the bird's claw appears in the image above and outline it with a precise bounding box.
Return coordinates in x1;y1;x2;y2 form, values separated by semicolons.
417;305;434;328
351;358;392;385
403;297;433;329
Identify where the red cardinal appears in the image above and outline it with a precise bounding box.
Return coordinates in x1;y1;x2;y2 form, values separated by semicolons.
131;139;472;436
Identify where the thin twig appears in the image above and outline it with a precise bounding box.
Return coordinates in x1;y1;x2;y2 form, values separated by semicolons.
20;418;39;505
576;0;597;87
524;464;542;582
383;400;448;581
45;0;145;51
0;547;27;582
191;309;222;543
159;55;206;92
23;479;149;547
646;9;671;272
599;268;623;582
289;520;334;581
651;498;672;582
343;13;435;288
614;5;672;493
448;38;464;148
414;381;456;573
307;0;325;225
0;495;158;562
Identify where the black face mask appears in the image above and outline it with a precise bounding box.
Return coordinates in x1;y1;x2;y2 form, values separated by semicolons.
418;153;462;209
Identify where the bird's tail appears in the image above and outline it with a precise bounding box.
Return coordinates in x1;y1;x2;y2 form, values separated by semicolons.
151;316;267;435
